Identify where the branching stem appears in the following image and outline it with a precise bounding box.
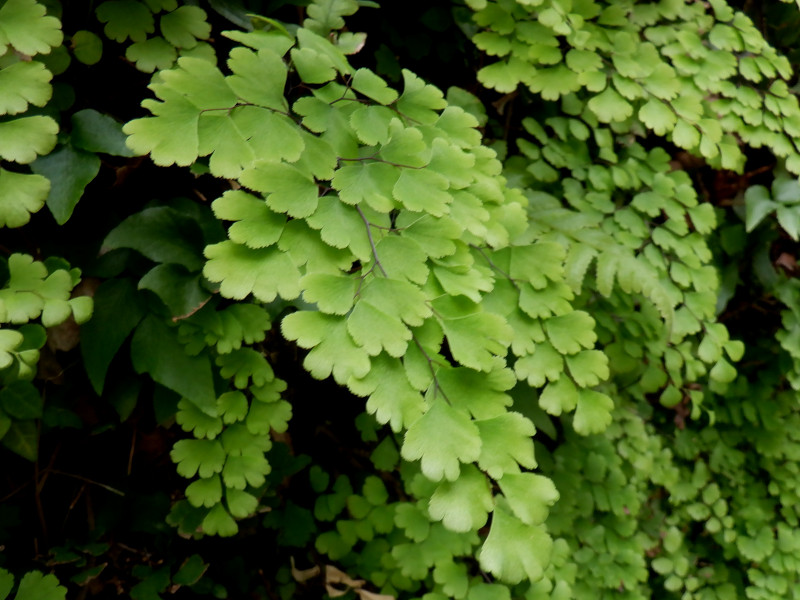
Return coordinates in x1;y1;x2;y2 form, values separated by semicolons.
356;205;388;277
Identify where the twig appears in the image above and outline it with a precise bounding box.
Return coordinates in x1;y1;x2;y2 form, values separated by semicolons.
50;470;125;497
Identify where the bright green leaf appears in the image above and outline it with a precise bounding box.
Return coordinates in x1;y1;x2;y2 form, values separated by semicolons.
572;389;614;435
401;399;481;481
478;503;552;584
428;464;493;532
0;169;50;228
0;61;51;115
0;116;58;163
475;411;537;478
0;0;63;55
498;472;559;526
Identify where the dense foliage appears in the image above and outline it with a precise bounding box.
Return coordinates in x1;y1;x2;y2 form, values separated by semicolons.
4;0;800;598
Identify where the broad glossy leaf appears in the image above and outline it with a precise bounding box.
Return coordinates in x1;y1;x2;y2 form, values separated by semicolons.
0;381;42;419
131;315;216;415
140;263;210;317
103;206;205;271
0;568;12;600
80;279;145;394
31;144;99;225
71;109;136;156
744;185;777;232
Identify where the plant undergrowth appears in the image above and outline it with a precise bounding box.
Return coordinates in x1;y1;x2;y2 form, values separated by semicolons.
3;0;800;599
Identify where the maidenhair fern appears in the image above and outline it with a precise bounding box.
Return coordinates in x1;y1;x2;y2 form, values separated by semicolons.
6;0;800;598
115;0;800;596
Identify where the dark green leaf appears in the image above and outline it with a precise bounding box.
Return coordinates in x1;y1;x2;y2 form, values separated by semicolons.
0;381;42;419
130;315;216;415
139;263;211;318
80;279;145;395
2;420;38;461
71;109;136;156
32;144;100;225
103;207;206;271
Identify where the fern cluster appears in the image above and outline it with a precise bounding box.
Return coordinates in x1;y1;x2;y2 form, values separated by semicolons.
4;0;800;599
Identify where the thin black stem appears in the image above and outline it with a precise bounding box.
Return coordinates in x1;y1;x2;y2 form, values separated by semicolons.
337;155;424;170
356;205;388;277
470;244;520;290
